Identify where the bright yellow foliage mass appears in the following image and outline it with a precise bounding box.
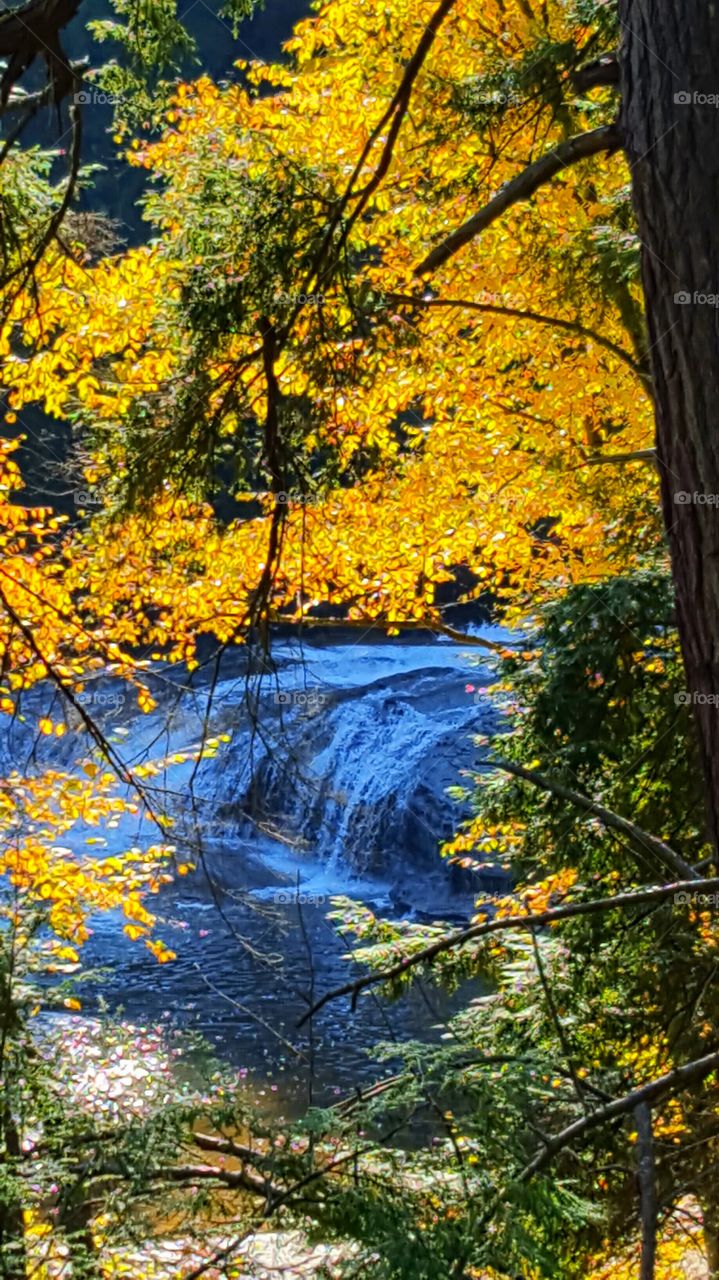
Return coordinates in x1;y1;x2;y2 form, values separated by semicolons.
0;0;659;654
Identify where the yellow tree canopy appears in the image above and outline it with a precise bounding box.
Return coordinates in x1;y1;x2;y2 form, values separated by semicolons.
0;0;659;651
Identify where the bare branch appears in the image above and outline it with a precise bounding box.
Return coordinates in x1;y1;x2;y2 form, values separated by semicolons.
494;758;699;882
192;1133;269;1165
154;1161;277;1199
416;123;622;276
272;615;520;653
430;620;518;651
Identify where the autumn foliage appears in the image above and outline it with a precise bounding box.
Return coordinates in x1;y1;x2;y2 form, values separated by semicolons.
0;0;717;1276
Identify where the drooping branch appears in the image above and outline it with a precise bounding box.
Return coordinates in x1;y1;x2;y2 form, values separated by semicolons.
432;620;519;652
416;123;622;276
265;615;521;653
386;291;651;391
297;875;719;1025
494;759;699;882
245;319;287;642
465;1048;719;1243
518;1049;719;1182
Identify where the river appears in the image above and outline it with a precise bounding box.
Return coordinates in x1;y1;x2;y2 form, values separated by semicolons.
6;629;505;1113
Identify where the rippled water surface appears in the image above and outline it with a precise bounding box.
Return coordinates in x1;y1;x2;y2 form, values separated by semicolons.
9;631;505;1109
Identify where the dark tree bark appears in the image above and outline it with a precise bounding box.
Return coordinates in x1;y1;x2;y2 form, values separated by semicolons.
619;1;719;855
702;1196;719;1280
0;0;82;105
0;1108;26;1280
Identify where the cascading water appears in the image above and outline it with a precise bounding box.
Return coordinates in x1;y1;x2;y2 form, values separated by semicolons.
2;629;507;1096
161;631;510;909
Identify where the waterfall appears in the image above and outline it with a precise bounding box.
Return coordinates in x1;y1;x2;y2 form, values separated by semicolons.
1;630;511;913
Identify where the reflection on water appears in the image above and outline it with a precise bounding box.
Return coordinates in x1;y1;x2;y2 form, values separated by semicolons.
83;873;474;1114
8;632;501;1113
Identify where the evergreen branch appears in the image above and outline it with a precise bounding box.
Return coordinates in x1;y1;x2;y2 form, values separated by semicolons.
494;759;698;882
298;876;719;1025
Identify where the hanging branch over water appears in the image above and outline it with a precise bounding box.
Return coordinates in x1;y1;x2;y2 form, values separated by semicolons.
297;875;719;1025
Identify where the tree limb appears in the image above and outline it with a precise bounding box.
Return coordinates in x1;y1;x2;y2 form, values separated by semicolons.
192;1133;270;1165
386;291;650;390
518;1050;719;1182
0;56;88;117
636;1102;657;1280
571;53;620;93
0;0;83;105
416;123;622;276
152;1161;276;1199
298;0;457;306
275;615;520;653
580;449;656;466
494;758;699;882
297;875;719;1025
335;0;457;242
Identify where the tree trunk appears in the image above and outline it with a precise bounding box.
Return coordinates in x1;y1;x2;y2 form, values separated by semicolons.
618;0;719;854
701;1191;719;1279
0;1110;26;1280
